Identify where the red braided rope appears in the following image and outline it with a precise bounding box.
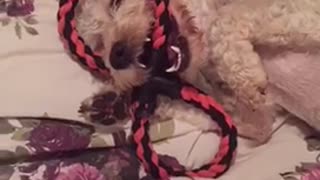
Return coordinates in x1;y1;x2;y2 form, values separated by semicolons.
152;1;167;49
57;0;110;76
130;103;170;179
131;84;237;179
130;0;237;179
57;0;238;179
130;1;172;179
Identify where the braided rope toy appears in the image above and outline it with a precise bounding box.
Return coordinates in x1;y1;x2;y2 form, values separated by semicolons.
57;0;238;179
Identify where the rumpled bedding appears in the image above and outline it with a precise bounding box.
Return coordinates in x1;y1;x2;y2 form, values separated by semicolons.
0;0;320;180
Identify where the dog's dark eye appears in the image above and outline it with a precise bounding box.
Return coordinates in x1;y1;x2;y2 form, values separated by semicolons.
110;0;122;9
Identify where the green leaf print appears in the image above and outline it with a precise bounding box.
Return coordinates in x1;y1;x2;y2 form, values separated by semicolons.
0;118;15;134
14;22;22;39
23;25;38;35
11;128;32;141
23;15;38;25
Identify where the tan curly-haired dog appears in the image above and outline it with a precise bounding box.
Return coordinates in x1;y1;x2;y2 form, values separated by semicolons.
75;0;211;91
76;0;218;136
76;0;320;143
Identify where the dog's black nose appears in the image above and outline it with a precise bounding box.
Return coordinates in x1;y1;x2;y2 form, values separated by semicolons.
109;41;132;69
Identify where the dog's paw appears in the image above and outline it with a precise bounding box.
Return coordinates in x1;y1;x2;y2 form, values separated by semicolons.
233;99;275;145
79;91;130;125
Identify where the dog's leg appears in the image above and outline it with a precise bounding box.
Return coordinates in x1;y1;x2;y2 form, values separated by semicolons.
211;38;268;109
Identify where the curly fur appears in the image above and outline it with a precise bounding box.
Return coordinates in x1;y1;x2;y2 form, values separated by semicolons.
75;0;152;90
75;0;211;90
198;0;320;142
75;0;320;144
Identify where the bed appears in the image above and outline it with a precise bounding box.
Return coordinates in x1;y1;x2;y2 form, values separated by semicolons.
0;0;319;180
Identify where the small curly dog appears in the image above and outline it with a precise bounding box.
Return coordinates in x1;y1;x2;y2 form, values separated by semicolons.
76;0;222;131
75;0;320;143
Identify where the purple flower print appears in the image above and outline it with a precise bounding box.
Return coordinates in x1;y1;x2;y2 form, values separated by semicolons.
27;122;91;153
6;0;34;17
300;164;320;180
0;0;39;38
159;155;185;172
56;163;105;180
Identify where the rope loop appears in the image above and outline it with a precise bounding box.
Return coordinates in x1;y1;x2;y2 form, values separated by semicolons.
57;0;238;179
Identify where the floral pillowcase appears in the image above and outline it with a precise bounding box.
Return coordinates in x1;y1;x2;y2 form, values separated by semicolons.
0;0;39;39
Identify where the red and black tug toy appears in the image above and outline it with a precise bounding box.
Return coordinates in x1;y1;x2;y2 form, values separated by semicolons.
57;0;238;179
